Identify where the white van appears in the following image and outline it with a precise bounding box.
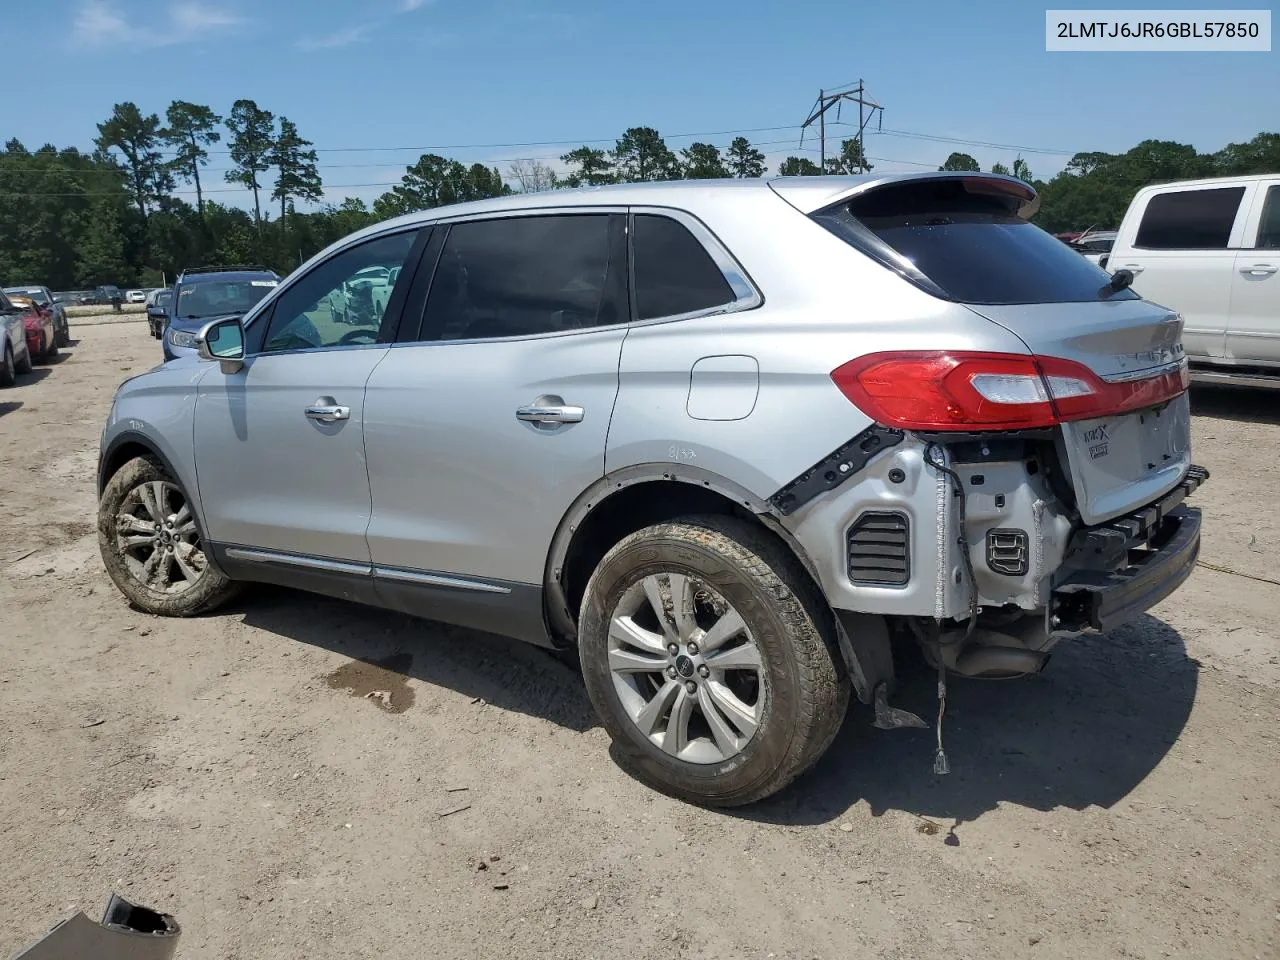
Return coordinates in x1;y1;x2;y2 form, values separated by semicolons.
1107;174;1280;386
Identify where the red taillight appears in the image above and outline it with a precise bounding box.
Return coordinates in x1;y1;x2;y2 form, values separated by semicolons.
831;351;1187;431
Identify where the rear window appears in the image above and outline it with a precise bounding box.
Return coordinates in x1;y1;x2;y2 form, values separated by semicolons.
814;179;1136;305
1135;186;1245;250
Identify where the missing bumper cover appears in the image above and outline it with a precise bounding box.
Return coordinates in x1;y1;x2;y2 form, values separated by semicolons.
769;424;904;516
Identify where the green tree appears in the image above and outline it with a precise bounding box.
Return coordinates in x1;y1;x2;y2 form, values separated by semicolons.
990;161;1011;175
779;156;823;176
372;154;508;219
224;99;276;226
269;117;323;222
95;102;172;224
939;152;981;172
161;101;222;217
560;146;614;187
1211;133;1280;175
1011;155;1033;183
725;136;766;178
77;196;133;285
613;127;680;182
680;142;728;179
823;138;874;174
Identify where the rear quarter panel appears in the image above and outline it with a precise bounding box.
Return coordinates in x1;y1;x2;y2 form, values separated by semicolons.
605;192;1039;499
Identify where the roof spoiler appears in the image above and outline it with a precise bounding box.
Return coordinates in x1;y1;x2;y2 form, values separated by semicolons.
770;172;1040;220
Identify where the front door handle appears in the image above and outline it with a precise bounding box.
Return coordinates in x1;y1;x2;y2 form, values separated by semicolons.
305;399;350;423
1121;263;1145;274
1240;264;1278;276
516;397;584;424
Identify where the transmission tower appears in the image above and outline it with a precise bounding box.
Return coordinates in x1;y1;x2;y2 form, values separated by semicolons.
801;80;884;173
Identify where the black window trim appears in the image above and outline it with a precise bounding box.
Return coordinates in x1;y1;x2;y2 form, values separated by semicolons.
405;208;632;346
1131;183;1250;253
243;225;431;358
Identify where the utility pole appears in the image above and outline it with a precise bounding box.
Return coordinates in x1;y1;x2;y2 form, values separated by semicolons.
801;79;885;173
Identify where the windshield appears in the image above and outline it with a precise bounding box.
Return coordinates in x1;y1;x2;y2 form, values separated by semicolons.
4;287;48;305
175;278;275;319
815;179;1138;305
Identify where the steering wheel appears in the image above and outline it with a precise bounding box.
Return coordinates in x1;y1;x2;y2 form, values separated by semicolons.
338;329;378;347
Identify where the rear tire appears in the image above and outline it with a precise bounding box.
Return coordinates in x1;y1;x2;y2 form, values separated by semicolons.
578;515;849;807
98;456;240;617
14;342;32;375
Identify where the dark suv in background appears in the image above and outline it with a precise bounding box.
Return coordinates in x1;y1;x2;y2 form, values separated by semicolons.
163;266;280;361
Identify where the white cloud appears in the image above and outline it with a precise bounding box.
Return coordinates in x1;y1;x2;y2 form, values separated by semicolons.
171;0;243;32
71;0;245;49
296;23;372;50
71;0;131;47
399;0;435;11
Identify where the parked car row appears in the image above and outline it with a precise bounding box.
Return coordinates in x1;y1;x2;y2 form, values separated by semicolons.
1;285;69;386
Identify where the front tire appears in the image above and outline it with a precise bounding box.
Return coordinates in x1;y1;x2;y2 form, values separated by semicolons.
578;515;849;807
0;345;14;387
56;320;70;347
98;456;239;616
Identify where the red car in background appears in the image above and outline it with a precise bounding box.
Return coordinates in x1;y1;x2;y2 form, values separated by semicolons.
8;295;57;362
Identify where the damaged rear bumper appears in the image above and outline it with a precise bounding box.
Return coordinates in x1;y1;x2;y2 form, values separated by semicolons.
1052;465;1208;632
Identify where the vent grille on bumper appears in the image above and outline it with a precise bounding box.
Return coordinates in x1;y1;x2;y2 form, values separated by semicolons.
987;528;1029;576
847;511;910;586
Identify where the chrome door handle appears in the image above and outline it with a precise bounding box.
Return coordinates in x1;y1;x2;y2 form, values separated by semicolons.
1121;264;1145;274
1240;264;1278;276
305;403;350;423
516;401;584;424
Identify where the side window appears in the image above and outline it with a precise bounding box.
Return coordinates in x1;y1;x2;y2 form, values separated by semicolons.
1135;187;1246;250
632;214;735;320
262;231;418;353
423;215;620;341
1255;185;1280;250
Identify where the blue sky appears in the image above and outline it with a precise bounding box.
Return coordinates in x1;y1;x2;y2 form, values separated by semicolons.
4;0;1277;210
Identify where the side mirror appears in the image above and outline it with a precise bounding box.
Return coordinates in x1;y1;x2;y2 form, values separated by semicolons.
196;317;245;375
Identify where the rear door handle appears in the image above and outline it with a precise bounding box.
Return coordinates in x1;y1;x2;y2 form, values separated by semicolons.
305;400;350;423
1121;263;1145;274
1240;264;1278;276
516;399;584;424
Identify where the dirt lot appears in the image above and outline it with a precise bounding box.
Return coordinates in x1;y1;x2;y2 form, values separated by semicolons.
1;317;1277;960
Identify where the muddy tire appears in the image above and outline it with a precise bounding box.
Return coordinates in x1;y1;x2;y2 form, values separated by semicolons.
578;515;849;807
98;456;239;616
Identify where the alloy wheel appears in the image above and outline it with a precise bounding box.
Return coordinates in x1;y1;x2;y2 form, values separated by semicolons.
113;480;207;594
608;572;765;764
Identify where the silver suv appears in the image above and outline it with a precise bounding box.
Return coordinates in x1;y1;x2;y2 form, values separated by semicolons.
96;174;1207;807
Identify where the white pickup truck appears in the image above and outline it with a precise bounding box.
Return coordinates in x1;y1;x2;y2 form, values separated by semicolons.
1106;173;1280;387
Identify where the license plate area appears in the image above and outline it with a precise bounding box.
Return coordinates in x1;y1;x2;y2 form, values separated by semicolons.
1061;392;1191;525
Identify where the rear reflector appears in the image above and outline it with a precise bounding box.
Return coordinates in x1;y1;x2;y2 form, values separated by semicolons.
831;351;1188;431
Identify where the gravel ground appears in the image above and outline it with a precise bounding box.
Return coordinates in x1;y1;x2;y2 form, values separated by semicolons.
1;319;1277;960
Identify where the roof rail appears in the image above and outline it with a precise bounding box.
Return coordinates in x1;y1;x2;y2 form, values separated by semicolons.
178;265;277;277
